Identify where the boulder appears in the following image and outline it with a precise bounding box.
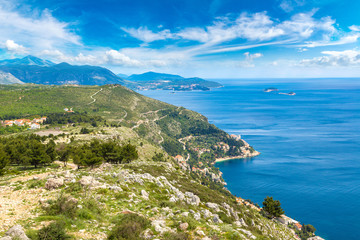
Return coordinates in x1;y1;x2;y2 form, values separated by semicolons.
141;190;149;200
196;230;205;236
0;237;12;240
79;176;100;188
182;212;189;217
205;202;220;212
185;192;200;206
45;177;64;190
212;214;223;224
193;212;201;221
179;222;189;231
239;229;256;239
151;220;171;233
238;218;248;227
201;209;213;219
5;225;29;240
109;185;122;192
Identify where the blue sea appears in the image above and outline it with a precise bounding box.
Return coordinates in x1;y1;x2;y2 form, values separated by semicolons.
138;78;360;240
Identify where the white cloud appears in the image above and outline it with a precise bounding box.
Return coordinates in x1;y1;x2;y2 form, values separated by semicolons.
239;52;263;67
300;49;360;66
122;27;174;43
124;10;338;57
300;33;360;48
104;50;143;67
4;39;27;54
349;25;360;32
0;2;80;51
279;0;305;12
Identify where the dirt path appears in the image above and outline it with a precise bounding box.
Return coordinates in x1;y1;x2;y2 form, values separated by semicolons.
87;88;103;105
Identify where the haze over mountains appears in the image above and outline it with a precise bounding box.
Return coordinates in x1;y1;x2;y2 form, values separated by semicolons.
0;56;222;90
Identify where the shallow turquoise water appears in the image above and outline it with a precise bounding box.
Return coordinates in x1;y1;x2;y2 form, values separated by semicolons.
138;78;360;240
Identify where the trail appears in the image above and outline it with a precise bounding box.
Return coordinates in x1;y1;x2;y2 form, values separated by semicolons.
87;88;103;105
131;108;169;144
118;110;128;123
178;135;192;161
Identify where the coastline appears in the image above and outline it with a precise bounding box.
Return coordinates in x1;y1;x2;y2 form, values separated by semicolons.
215;151;260;163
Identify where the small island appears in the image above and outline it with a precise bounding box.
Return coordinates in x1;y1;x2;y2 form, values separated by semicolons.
279;91;296;96
264;87;279;92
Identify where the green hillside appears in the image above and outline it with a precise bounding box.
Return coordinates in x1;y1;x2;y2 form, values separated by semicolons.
0;84;256;168
0;83;314;240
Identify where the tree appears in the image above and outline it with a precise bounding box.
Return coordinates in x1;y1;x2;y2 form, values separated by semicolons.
120;143;138;163
0;145;9;175
262;196;284;218
56;143;71;167
28;139;51;168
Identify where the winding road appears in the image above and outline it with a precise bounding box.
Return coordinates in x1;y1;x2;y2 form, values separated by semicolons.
87;88;103;105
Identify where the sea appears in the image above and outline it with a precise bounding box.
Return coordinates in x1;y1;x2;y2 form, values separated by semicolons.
138;78;360;240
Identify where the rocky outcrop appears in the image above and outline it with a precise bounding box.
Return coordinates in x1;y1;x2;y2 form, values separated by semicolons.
3;225;29;240
45;177;64;190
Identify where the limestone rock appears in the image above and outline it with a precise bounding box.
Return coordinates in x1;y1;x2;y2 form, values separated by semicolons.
212;214;223;224
194;212;201;220
179;222;189;231
5;225;29;240
151;220;171;233
185;192;200;206
0;237;12;240
205;202;220;212
201;209;213;219
79;176;100;188
141;190;149;200
45;177;64;190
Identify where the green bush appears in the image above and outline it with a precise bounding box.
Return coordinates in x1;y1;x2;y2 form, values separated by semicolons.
108;213;150;240
37;221;72;240
163;232;190;240
44;194;78;219
218;211;235;224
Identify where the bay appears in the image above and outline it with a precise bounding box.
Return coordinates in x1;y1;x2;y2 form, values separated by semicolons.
138;78;360;240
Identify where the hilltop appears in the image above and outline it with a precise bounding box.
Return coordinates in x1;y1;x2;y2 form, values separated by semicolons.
126;71;223;91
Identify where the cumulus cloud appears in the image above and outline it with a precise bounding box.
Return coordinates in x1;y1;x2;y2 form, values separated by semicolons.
4;40;27;54
239;52;263;67
349;25;360;32
104;50;143;67
0;2;80;51
300;50;360;66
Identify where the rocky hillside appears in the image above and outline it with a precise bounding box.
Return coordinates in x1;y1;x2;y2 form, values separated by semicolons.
0;83;304;239
0;158;298;240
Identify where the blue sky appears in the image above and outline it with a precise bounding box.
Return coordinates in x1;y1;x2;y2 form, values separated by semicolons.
1;0;360;78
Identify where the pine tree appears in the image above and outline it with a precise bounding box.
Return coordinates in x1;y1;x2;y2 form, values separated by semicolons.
262;196;284;218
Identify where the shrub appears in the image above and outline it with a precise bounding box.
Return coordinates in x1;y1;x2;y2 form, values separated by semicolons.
218;211;235;224
44;194;78;219
108;213;150;240
37;221;71;240
163;232;190;240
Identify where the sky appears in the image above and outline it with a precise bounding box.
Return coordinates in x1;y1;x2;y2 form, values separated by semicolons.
1;0;360;78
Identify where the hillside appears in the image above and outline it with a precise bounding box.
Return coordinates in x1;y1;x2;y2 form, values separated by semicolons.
0;84;314;240
126;71;223;91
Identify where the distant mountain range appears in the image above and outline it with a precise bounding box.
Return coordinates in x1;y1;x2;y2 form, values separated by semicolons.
0;55;222;90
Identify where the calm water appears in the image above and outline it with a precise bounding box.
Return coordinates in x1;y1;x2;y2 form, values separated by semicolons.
138;78;360;240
